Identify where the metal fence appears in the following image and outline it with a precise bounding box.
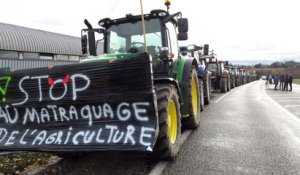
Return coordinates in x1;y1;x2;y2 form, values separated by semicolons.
0;58;79;70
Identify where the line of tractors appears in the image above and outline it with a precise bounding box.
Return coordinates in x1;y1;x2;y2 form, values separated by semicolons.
0;1;258;161
179;44;258;106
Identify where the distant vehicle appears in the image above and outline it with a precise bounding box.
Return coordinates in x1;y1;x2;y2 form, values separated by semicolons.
201;45;228;93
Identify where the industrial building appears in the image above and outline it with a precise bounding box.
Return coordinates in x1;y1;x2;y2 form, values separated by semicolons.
0;22;83;70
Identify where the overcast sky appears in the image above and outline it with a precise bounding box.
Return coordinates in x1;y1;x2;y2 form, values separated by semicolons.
1;0;300;64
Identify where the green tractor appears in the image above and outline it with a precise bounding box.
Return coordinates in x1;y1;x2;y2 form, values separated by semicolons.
179;44;212;106
200;45;228;93
239;68;247;85
80;9;201;160
232;66;241;87
224;62;235;89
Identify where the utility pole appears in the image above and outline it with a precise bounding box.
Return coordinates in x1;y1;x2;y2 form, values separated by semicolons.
140;0;147;52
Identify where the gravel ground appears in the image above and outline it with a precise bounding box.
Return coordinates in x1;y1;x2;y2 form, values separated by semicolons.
0;152;57;175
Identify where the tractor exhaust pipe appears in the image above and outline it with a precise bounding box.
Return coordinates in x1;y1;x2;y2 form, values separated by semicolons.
84;19;93;30
203;44;209;55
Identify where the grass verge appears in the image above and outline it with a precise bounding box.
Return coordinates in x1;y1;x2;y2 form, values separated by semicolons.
294;79;300;85
0;152;56;175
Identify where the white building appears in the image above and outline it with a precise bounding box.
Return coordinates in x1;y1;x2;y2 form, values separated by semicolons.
0;22;83;70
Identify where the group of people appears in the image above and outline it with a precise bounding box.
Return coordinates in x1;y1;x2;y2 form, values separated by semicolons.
266;73;293;91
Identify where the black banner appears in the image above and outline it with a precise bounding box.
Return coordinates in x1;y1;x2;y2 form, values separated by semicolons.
0;53;158;152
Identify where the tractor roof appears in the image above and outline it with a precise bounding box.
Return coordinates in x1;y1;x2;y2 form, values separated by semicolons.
98;9;179;29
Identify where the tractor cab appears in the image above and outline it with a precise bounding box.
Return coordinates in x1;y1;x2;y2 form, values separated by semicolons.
224;61;232;75
206;57;219;76
179;44;207;75
230;67;237;77
217;61;226;76
81;9;188;76
200;44;218;76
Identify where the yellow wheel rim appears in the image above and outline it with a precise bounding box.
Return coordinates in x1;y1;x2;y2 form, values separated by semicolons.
191;77;198;115
168;100;177;144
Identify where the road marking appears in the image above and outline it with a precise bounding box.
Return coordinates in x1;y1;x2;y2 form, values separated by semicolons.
277;100;300;102
214;89;235;104
179;130;192;146
148;161;168;175
284;105;300;108
148;130;192;175
271;96;299;98
268;92;300;99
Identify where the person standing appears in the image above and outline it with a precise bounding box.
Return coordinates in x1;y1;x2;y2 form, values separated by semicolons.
284;74;289;91
274;74;280;90
288;74;293;91
268;73;273;84
279;73;284;89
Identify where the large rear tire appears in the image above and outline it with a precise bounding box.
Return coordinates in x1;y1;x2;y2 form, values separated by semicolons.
227;76;231;91
232;77;236;88
220;78;227;93
182;68;201;129
153;84;181;160
204;75;211;105
199;79;204;111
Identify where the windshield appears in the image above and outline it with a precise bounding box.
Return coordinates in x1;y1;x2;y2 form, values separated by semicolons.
218;63;224;72
207;63;218;71
106;19;162;56
234;68;238;75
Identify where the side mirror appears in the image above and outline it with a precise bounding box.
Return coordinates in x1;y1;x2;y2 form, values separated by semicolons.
177;32;188;41
177;18;188;41
178;18;188;33
87;30;96;56
81;35;88;54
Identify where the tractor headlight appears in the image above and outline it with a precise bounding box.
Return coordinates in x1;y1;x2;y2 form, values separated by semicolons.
158;12;167;16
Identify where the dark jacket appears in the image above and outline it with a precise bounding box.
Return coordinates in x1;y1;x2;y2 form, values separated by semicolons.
288;75;293;83
285;74;289;84
280;74;285;82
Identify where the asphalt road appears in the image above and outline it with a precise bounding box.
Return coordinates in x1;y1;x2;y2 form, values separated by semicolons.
39;81;300;174
162;80;300;174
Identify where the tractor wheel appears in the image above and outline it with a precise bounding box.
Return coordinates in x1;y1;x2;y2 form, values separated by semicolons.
199;80;204;111
232;77;236;88
182;68;201;129
227;77;231;91
153;84;181;160
220;78;227;93
204;76;211;105
213;78;219;90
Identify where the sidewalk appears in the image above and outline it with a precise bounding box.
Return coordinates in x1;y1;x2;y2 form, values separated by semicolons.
294;83;300;88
